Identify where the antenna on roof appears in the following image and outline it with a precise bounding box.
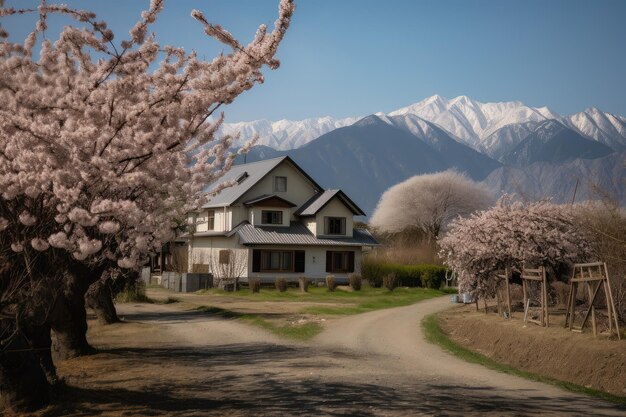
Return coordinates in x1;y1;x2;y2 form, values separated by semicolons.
244;153;247;164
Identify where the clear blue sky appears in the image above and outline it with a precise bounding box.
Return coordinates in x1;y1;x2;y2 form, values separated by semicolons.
3;1;625;122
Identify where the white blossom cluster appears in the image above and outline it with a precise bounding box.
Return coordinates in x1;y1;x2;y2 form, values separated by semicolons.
438;197;594;297
0;0;295;268
370;170;492;240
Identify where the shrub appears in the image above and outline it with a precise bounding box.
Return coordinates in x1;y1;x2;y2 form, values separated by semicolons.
325;275;336;292
115;280;152;303
383;273;397;291
362;259;447;289
348;273;362;291
299;276;309;293
249;278;261;294
362;257;385;287
275;277;288;292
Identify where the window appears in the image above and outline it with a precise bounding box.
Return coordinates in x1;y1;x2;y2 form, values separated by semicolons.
261;251;293;272
261;210;283;225
325;251;355;273
274;176;287;192
324;217;346;235
207;210;215;230
252;250;305;273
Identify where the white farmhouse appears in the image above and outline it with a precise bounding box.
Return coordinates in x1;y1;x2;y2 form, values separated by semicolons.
185;156;378;283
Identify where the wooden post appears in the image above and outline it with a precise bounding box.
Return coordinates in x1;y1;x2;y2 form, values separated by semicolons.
603;263;621;340
522;279;528;319
542;267;549;327
505;267;512;319
496;290;502;317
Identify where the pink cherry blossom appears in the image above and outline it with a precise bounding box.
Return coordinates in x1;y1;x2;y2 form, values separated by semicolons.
438;196;593;298
0;0;295;269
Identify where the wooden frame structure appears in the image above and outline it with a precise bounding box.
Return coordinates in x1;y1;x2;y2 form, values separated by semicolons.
564;262;621;339
495;268;513;319
521;266;549;327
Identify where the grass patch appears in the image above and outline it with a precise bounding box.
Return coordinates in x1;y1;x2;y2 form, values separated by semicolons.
191;287;447;341
195;306;322;341
422;313;626;405
302;287;443;315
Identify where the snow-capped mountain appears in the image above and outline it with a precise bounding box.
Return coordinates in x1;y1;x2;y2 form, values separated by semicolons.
220;115;360;150
223;95;625;155
565;108;626;151
222;95;625;213
388;94;560;148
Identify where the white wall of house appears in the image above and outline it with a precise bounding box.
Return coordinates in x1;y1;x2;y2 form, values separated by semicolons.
188;237;363;282
231;204;247;228
304;218;317;235
315;198;354;238
238;163;319;214
188;236;250;278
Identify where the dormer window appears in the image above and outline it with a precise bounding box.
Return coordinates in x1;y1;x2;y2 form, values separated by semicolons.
325;217;346;235
274;176;287;192
262;210;283;225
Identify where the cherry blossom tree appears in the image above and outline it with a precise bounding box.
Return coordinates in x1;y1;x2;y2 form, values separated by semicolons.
438;197;593;298
0;0;295;411
370;170;492;241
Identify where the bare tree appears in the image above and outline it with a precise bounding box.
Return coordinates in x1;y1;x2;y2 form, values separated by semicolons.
370;170;493;241
208;249;248;289
571;200;626;321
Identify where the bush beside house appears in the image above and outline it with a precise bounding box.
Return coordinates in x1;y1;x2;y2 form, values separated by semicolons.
363;260;447;289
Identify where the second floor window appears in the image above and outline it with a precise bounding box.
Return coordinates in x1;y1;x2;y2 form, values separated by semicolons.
274;176;287;192
261;210;283;225
207;210;215;230
325;217;346;235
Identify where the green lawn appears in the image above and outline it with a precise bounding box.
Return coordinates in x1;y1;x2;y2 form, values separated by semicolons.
192;286;449;340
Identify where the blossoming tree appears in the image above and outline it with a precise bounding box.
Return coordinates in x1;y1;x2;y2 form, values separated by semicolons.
438;197;593;298
0;0;295;411
370;170;493;241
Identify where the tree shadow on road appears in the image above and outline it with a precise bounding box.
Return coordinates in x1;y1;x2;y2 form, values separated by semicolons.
42;342;626;416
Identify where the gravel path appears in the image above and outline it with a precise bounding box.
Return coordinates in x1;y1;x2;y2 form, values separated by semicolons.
98;297;625;416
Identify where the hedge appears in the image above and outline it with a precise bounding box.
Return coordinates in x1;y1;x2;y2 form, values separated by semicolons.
362;261;447;289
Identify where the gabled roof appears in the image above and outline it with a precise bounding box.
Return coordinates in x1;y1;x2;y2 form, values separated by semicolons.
203;156;323;208
233;221;379;246
295;189;366;217
243;194;297;208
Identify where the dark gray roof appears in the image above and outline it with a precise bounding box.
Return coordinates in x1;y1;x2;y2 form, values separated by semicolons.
234;221;379;246
203;156;323;208
295;189;366;216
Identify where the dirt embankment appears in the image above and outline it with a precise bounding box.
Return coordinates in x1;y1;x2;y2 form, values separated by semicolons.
438;306;626;396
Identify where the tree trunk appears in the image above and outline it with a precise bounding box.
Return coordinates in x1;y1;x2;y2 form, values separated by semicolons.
50;271;94;359
0;324;51;413
85;278;119;325
50;295;93;359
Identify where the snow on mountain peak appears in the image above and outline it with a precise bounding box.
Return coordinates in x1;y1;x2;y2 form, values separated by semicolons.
220;95;626;152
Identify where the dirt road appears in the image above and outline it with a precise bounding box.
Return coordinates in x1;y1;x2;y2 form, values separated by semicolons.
53;297;625;416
